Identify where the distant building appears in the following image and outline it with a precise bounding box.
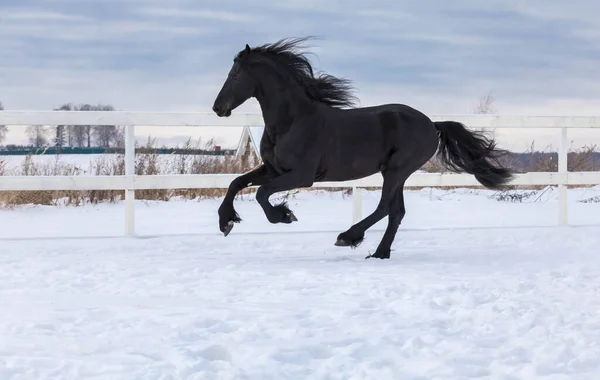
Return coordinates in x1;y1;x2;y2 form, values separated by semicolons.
235;125;264;167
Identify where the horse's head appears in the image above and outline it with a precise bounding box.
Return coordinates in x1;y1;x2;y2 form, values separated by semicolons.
212;44;258;117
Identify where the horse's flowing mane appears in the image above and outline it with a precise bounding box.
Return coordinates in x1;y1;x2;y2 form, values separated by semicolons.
240;37;359;108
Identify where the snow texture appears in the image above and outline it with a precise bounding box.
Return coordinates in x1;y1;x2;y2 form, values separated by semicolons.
1;187;600;379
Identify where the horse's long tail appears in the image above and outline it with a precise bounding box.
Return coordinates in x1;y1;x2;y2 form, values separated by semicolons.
433;121;514;190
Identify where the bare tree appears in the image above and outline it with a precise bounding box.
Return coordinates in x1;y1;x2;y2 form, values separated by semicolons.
0;101;7;145
69;123;88;148
54;125;66;150
77;103;94;147
55;102;118;147
26;125;49;147
53;103;73;148
474;91;496;114
114;126;125;148
93;125;121;147
472;91;499;141
91;104;123;148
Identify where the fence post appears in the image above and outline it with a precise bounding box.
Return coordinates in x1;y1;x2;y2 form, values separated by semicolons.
352;186;362;223
125;125;136;236
558;127;568;225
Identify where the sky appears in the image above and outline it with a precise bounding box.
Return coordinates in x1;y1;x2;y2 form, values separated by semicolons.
1;0;600;151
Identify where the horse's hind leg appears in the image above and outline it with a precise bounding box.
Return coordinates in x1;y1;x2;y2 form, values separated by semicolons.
334;169;398;247
364;146;435;259
336;149;431;258
366;183;406;259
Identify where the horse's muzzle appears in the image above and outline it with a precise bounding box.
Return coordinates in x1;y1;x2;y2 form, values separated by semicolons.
212;104;232;117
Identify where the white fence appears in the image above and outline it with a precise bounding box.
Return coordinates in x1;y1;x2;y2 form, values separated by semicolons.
1;111;600;236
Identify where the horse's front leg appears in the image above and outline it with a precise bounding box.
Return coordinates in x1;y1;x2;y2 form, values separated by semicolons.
255;169;314;224
218;164;275;236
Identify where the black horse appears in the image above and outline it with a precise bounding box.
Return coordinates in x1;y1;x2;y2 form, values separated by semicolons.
212;37;513;259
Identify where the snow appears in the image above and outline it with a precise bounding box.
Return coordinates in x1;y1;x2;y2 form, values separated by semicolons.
1;187;600;379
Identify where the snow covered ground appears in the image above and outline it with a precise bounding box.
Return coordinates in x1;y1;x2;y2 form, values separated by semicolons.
1;187;600;379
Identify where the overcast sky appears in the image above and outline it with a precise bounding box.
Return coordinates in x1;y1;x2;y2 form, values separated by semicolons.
1;0;599;150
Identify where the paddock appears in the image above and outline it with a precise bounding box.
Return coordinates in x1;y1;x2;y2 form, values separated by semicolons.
2;112;600;378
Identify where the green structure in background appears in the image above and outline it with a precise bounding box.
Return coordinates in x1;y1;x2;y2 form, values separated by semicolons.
0;146;236;156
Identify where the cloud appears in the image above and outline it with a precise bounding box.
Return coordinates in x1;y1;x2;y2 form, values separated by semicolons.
1;0;600;150
136;7;254;23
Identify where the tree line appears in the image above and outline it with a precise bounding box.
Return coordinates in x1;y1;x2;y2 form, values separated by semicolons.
0;101;124;149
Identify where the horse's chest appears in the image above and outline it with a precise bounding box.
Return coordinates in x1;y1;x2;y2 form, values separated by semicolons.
262;123;321;171
265;136;305;171
272;140;297;170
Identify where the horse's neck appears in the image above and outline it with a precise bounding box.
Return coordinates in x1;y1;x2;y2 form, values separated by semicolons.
255;76;309;138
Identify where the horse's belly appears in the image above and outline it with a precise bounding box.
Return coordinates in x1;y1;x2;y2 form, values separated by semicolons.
320;154;381;182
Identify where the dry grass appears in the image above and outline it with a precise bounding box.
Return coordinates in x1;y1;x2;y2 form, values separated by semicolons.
0;137;256;208
1;137;599;208
0;154;85;208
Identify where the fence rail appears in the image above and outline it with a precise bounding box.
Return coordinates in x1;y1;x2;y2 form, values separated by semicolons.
2;111;600;236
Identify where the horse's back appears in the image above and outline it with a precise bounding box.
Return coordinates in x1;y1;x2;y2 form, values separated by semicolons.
317;103;439;181
328;102;437;147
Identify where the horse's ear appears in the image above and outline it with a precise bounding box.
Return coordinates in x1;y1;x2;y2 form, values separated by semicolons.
244;44;251;53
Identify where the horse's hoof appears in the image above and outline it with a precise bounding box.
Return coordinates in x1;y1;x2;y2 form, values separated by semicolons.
365;250;391;259
279;211;298;224
287;212;298;222
334;232;364;248
223;221;235;237
271;202;298;224
334;238;351;247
